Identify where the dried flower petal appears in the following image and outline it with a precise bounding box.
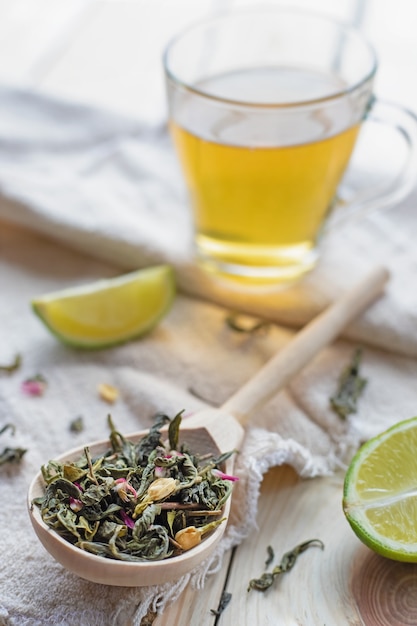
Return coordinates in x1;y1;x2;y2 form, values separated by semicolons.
22;375;47;397
113;478;137;502
69;497;83;512
120;510;135;529
212;468;239;482
165;451;185;459
98;383;119;404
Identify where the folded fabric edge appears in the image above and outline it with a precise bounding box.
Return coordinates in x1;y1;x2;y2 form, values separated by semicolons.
1;200;416;359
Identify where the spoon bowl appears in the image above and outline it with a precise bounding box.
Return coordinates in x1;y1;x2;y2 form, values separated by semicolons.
28;409;243;586
28;267;388;587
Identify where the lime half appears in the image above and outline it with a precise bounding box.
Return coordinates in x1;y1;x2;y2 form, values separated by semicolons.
343;415;417;562
32;265;175;349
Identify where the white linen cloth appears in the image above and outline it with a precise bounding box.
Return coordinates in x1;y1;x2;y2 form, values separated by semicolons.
1;85;417;625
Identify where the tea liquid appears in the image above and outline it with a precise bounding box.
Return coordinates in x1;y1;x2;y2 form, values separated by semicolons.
170;67;360;281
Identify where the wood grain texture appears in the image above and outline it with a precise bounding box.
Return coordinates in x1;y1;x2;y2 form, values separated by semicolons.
0;3;415;625
155;464;415;626
222;266;388;425
351;549;417;626
152;550;232;626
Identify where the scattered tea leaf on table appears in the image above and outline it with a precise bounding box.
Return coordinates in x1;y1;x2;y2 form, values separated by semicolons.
248;539;324;592
0;423;27;465
330;348;367;419
0;446;27;465
264;545;274;568
21;374;47;397
69;416;84;433
225;313;270;334
0;354;21;374
210;590;232;616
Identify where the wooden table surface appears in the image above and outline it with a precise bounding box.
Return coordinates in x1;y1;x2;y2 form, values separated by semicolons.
2;2;417;624
4;215;417;626
155;464;417;626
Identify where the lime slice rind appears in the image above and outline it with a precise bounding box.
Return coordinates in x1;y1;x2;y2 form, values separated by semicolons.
344;510;417;562
343;415;417;562
31;265;175;350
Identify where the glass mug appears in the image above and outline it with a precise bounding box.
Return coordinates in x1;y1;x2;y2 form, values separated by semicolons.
163;8;417;286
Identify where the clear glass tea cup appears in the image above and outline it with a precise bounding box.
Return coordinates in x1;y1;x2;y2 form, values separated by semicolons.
164;8;417;287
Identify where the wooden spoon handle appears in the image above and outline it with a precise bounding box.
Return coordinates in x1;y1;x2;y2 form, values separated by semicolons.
221;266;389;426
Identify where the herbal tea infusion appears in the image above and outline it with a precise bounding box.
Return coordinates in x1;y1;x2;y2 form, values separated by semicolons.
170;67;360;281
164;9;381;283
171;67;360;280
33;413;237;561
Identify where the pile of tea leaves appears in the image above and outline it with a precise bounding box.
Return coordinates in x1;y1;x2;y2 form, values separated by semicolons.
33;412;236;561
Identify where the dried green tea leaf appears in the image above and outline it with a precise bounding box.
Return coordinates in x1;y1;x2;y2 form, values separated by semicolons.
330;348;367;419
168;410;183;451
63;463;88;483
211;450;237;467
210;590;232;616
248;539;324;592
248;572;275;592
0;446;27;465
265;545;274;568
167;510;176;535
0;354;21;374
48;477;82;499
34;412;237;562
278;538;324;573
0;424;15;437
226;313;270;334
69;416;84;433
0;423;27;465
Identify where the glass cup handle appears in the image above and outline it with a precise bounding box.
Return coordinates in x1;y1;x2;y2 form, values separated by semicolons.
325;98;417;232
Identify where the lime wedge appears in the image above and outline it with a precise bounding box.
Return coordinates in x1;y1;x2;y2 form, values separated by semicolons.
343;416;417;562
32;265;175;349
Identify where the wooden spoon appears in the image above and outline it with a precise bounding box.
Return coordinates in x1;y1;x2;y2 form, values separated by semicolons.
28;266;389;587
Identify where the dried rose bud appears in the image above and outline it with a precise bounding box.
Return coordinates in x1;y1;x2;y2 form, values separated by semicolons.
175;526;201;551
175;518;227;552
22;375;47;397
147;477;178;501
98;383;119;404
113;478;137;502
133;477;178;518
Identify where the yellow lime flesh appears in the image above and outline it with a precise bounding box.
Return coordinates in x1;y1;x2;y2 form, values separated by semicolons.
343;415;417;562
31;265;175;349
